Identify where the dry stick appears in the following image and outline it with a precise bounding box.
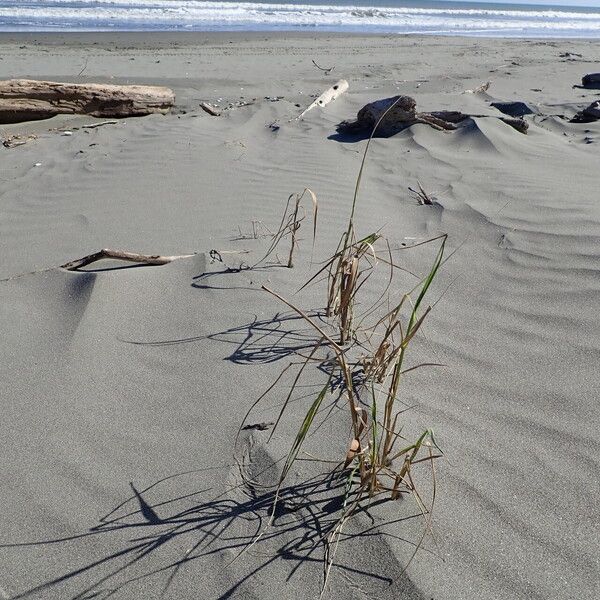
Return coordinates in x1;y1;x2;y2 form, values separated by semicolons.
60;249;195;271
312;59;335;74
261;284;362;442
288;194;302;268
199;102;221;116
82;120;118;129
77;57;89;78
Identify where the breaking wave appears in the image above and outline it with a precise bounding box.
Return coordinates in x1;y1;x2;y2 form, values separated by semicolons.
0;0;599;37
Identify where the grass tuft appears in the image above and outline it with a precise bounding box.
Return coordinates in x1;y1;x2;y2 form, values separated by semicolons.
255;187;318;268
239;95;448;594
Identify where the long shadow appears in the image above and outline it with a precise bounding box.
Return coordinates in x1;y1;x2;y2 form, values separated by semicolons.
122;259;327;364
191;265;259;292
0;468;426;600
328;113;424;143
126;310;328;366
328;128;405;143
74;264;157;273
209;311;327;365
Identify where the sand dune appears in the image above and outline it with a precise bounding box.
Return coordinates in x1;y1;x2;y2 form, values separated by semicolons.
0;33;599;599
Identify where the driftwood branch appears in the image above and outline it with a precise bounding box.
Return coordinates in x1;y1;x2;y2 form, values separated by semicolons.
81;120;118;129
60;249;194;271
0;79;175;124
296;79;349;120
199;102;221;116
571;100;600;123
337;95;528;136
312;60;335;74
428;110;529;134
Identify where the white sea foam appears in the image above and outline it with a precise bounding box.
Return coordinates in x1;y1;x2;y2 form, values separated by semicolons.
0;0;599;37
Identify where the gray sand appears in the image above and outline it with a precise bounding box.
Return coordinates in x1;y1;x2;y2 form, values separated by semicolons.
0;33;599;599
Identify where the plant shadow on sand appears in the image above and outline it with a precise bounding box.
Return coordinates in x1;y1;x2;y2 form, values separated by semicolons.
0;465;428;600
128;306;327;367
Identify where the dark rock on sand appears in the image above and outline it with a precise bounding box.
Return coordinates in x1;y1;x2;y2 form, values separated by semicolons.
581;73;600;88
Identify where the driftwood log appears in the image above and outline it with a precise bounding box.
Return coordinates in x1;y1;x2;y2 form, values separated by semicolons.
199;102;221;116
337;95;528;136
571;101;600;123
0;79;175;124
61;249;194;271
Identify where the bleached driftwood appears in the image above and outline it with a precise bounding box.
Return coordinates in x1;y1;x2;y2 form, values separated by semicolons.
61;249;194;271
337;95;528;135
200;102;221;116
464;81;491;94
81;120;118;129
0;79;175;124
2;133;37;148
297;79;349;120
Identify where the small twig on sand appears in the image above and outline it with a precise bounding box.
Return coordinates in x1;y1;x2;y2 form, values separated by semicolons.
82;120;118;129
77;57;89;77
60;249;195;271
312;59;335;75
408;182;436;205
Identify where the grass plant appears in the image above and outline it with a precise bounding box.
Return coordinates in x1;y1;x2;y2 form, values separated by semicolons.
408;181;437;205
240;96;448;594
255;187;317;268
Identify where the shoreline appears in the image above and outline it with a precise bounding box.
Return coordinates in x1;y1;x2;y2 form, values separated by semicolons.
1;30;600;43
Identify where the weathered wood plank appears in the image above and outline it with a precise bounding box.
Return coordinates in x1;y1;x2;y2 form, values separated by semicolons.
0;79;175;123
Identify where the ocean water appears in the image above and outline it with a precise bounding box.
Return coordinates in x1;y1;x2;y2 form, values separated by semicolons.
0;0;599;37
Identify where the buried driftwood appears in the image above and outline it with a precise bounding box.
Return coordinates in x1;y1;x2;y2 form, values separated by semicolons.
199;102;221;116
60;249;194;271
571;100;600;123
296;79;348;120
0;79;175;124
464;81;491;94
2;133;37;148
337;95;529;136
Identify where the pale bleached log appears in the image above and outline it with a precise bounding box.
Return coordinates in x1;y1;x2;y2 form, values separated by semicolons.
81;120;118;129
296;79;349;120
199;102;221;116
61;249;194;271
0;79;175;124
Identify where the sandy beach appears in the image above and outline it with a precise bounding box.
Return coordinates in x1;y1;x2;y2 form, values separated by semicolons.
1;32;599;599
